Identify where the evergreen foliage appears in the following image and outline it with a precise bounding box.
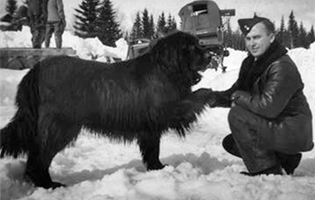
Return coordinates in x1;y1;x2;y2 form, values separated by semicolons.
223;20;233;48
298;22;308;48
129;10;177;41
97;0;122;47
72;2;314;50
74;0;100;38
156;12;167;36
5;0;17;16
166;14;177;33
224;11;314;50
288;11;299;48
307;25;315;45
130;12;142;40
141;9;151;39
149;15;155;39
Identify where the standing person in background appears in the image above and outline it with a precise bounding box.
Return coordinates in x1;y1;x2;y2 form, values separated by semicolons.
45;0;66;49
27;0;48;48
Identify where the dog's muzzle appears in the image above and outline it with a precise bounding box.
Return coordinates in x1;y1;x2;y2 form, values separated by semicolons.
199;51;212;71
204;51;212;63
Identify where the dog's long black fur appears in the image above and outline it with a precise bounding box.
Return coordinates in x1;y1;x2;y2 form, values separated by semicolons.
0;31;213;188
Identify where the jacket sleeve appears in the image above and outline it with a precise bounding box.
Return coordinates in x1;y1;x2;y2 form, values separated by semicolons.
232;60;302;119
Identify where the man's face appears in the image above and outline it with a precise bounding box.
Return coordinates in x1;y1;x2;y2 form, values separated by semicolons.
245;22;275;58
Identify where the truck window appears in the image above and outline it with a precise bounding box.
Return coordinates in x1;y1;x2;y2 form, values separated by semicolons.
193;4;208;15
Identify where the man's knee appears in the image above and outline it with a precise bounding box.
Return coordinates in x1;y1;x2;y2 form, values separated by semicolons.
228;106;259;144
228;105;262;132
228;105;248;125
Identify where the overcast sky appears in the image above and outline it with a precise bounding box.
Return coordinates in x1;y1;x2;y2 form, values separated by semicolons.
0;0;314;31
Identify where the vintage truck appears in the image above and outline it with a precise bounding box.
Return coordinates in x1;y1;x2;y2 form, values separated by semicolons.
179;0;235;71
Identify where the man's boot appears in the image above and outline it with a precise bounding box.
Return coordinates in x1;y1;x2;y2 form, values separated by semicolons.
223;134;302;175
241;164;283;176
276;152;302;175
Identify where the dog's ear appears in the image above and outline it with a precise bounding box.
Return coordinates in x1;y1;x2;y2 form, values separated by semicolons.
150;32;207;72
151;39;179;66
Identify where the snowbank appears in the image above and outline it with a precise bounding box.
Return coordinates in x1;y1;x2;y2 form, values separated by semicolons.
0;28;314;200
0;26;128;61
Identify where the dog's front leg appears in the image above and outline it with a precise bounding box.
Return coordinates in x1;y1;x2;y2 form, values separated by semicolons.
137;133;165;170
167;88;213;130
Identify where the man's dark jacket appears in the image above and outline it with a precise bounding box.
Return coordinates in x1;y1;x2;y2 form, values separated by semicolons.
212;41;314;154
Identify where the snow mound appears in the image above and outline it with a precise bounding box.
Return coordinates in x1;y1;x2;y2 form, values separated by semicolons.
0;26;128;61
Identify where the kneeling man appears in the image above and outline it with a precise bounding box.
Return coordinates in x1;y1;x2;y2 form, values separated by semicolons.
208;16;313;176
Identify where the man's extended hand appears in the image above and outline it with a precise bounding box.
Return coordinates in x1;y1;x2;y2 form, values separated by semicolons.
193;88;219;108
207;92;218;108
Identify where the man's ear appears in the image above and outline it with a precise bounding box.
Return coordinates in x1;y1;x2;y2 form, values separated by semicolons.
269;33;276;43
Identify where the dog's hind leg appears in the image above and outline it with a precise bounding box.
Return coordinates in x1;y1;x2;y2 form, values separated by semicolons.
138;133;165;170
25;109;81;189
25;150;61;189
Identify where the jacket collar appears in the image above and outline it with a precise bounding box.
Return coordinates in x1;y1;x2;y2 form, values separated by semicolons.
238;41;288;92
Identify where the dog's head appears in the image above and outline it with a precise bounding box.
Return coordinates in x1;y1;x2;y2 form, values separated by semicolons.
150;31;212;73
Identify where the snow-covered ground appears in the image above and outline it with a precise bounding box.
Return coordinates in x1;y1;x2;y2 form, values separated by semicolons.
0;27;314;200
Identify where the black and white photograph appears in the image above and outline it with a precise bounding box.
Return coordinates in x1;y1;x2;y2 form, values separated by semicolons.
0;0;314;199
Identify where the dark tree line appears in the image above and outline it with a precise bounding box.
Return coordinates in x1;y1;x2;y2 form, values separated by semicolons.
73;0;121;47
224;11;314;50
129;9;177;41
223;20;246;50
278;11;315;49
73;2;178;46
5;0;314;50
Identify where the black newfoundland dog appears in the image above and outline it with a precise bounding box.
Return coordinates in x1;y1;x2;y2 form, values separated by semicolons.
0;31;213;188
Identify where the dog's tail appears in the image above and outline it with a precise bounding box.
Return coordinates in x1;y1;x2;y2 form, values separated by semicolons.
0;64;40;158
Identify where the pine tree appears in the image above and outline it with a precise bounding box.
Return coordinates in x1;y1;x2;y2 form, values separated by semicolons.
277;16;285;44
166;14;177;33
156;12;167;36
288;11;299;48
172;17;177;30
166;14;172;33
307;25;315;46
224;19;233;48
149;14;155;39
276;16;290;48
97;0;121;47
73;0;100;38
233;29;245;50
141;9;151;39
130;12;142;40
5;0;17;16
298;22;308;48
